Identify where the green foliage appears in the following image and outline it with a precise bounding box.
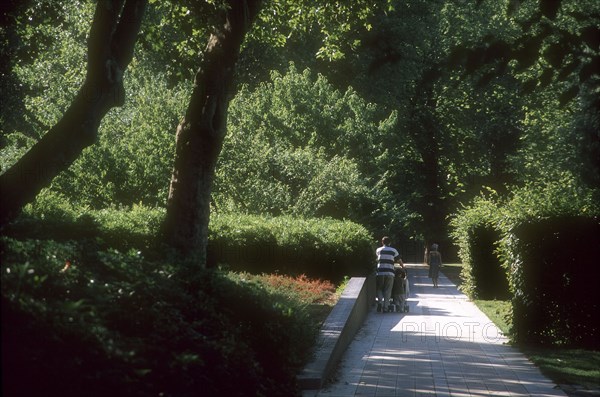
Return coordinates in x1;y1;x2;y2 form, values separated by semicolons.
208;212;374;282
73;64;187;208
13;200;374;283
5;193;165;255
452;181;600;347
1;1;188;209
448;0;600;104
215;64;396;227
252;0;394;61
1;233;325;396
32;62;187;208
450;191;509;299
494;181;600;348
505;215;599;348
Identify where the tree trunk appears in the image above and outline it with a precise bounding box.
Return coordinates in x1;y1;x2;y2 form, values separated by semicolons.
0;0;146;227
163;0;262;265
408;69;447;254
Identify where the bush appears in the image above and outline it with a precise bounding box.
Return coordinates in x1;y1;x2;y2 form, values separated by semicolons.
450;193;510;299
16;200;374;282
452;181;600;348
496;181;600;347
213;64;396;223
9;198;165;254
504;216;600;348
208;213;374;281
1;235;322;396
1;208;359;395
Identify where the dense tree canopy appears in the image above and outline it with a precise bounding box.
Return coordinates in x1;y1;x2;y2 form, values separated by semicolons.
1;0;598;253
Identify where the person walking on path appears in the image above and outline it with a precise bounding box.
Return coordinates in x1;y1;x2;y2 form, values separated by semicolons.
375;236;401;312
428;243;442;288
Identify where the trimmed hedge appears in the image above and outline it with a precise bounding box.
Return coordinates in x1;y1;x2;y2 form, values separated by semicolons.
504;216;600;348
14;201;374;283
469;225;510;299
450;195;510;299
208;213;374;282
452;182;600;347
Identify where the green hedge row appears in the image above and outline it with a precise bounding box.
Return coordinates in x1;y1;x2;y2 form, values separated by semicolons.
508;216;599;348
208;213;374;282
450;195;510;300
451;182;600;348
15;199;375;282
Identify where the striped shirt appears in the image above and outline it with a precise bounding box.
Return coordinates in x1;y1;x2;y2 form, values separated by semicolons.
376;245;399;276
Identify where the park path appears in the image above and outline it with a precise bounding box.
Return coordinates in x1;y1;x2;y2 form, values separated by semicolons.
303;264;567;397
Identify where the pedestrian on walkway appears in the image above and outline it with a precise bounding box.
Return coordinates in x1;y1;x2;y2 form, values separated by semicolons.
375;236;400;312
428;243;442;288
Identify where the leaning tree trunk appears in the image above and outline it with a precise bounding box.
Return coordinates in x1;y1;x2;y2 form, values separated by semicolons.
0;0;146;227
163;0;262;265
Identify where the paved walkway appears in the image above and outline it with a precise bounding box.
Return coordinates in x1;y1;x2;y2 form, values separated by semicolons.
303;264;567;397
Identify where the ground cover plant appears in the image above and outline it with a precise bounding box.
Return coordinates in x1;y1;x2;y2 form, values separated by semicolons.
1;208;346;397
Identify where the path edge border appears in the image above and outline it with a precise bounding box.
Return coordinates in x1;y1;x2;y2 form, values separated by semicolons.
297;273;375;390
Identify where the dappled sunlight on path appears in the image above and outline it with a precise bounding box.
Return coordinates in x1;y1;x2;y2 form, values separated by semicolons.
303;264;567;397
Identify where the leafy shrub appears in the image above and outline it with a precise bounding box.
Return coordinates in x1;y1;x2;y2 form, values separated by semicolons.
507;216;600;348
452;180;600;347
214;64;396;224
450;193;509;299
1;235;323;396
208;213;374;281
14;202;374;282
496;180;600;347
9;199;165;253
227;272;338;306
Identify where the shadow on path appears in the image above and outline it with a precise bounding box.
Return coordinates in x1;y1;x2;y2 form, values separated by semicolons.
303;264;567;397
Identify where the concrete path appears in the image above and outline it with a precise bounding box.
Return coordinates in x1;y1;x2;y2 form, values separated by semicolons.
303;264;567;397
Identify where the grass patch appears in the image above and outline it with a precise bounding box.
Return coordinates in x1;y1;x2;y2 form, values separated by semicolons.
473;299;511;336
523;347;600;391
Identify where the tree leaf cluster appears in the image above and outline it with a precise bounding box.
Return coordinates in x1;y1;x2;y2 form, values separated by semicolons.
447;0;600;106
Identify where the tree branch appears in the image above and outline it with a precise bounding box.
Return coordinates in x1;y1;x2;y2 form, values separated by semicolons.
0;0;147;227
87;0;124;80
113;0;147;69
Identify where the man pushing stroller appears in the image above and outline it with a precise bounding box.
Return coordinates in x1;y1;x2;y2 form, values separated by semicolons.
375;237;409;313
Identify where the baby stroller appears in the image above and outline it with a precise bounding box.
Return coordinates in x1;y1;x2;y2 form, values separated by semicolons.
392;267;410;313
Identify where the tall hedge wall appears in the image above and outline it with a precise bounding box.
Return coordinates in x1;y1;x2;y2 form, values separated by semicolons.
207;214;374;281
450;196;510;299
453;183;600;347
506;216;600;348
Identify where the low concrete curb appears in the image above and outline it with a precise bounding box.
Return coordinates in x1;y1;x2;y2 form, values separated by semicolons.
297;274;375;390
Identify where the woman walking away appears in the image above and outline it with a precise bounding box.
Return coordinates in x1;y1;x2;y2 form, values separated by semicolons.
428;243;442;288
